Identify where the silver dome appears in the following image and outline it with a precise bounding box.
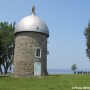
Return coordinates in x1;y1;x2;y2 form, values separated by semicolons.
15;14;49;37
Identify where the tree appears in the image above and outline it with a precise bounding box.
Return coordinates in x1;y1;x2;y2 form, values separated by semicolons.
0;22;15;74
71;64;77;74
84;21;90;59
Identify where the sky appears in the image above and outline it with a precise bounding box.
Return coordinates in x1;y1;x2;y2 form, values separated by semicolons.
0;0;90;70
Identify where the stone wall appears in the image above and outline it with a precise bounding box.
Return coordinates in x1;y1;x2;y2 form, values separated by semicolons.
13;32;48;77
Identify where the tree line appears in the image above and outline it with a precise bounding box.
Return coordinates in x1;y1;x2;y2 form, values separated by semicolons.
0;22;15;74
84;21;90;60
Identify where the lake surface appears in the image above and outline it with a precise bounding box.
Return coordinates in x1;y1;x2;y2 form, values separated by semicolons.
48;69;90;74
48;69;73;74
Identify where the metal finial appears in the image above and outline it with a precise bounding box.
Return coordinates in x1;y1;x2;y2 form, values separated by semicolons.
32;5;35;15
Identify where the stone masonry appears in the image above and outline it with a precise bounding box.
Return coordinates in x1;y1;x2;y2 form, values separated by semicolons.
13;32;48;77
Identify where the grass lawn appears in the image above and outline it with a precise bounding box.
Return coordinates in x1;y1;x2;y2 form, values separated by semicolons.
0;74;90;90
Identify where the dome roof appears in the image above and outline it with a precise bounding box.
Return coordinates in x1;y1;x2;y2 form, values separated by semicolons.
15;6;49;37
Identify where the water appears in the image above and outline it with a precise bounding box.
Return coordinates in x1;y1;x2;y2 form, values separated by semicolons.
48;69;73;74
48;69;90;74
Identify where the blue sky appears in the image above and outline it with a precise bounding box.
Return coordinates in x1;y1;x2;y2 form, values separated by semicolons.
0;0;90;70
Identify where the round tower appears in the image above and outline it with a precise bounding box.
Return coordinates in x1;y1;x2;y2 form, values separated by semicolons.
13;6;49;77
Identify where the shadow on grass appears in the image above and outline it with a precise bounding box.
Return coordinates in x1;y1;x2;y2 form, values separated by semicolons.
0;74;11;78
48;74;62;77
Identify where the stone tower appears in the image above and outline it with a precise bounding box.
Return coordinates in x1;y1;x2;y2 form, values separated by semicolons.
13;6;49;77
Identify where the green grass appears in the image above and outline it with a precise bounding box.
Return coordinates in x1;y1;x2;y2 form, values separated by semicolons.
0;74;90;90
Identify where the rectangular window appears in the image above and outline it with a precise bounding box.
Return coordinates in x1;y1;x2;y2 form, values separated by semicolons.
35;48;41;58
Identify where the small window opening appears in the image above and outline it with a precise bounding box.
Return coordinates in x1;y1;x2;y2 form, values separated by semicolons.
35;48;41;58
36;27;39;30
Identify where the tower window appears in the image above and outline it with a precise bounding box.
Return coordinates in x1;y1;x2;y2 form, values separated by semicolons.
35;48;41;58
36;27;39;30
